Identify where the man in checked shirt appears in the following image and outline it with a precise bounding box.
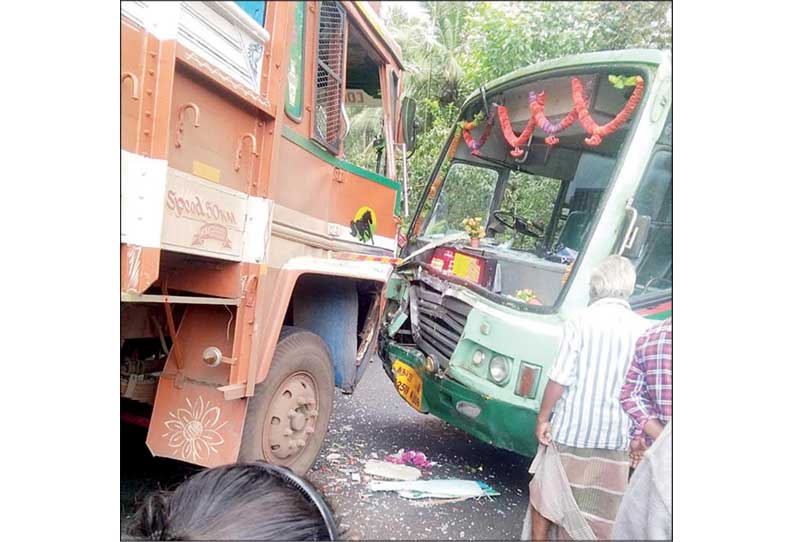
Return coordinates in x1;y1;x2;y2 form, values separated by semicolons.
620;318;672;468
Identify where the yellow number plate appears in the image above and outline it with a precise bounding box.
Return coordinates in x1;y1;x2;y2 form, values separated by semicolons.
393;360;423;412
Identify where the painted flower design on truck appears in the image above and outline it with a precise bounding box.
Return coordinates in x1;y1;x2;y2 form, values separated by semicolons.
162;396;228;462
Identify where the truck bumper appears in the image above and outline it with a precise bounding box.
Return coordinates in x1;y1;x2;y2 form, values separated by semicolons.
381;339;539;458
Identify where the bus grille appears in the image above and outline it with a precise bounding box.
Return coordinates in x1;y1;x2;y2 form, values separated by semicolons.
410;281;472;367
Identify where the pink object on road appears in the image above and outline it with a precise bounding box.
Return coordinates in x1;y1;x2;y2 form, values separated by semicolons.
385;450;433;469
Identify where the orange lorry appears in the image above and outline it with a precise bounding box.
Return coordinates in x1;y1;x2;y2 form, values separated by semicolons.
121;1;409;474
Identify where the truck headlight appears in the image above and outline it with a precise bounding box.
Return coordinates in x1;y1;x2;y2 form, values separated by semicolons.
489;355;511;384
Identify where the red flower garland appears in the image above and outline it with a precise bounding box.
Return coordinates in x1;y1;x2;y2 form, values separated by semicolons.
571;76;645;146
529;91;578;146
461;109;495;156
497;103;537;157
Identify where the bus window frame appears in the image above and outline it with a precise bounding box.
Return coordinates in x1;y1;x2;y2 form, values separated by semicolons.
420;159;503;239
625;145;672;307
407;64;656;315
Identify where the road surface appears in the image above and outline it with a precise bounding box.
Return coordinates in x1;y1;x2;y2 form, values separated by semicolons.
121;359;532;539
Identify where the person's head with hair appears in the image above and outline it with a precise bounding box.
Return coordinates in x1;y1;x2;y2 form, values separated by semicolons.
127;463;334;541
589;255;636;302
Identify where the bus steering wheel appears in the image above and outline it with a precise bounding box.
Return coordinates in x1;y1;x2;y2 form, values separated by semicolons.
492;210;545;238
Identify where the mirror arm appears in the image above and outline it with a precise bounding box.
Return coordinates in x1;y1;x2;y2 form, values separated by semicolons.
619;200;638;256
394;142;409;217
480;85;489;114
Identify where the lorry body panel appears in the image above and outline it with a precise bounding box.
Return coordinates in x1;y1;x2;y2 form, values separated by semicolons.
122;1;405;469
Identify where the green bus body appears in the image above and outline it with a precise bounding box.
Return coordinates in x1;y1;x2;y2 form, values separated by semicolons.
378;50;671;458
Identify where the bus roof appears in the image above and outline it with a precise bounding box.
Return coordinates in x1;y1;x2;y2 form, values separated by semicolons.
463;49;670;106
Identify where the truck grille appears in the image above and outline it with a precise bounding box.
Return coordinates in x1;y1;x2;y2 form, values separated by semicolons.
409;280;472;367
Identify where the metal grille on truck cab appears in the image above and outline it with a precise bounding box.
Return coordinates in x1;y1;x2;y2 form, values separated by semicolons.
313;1;345;153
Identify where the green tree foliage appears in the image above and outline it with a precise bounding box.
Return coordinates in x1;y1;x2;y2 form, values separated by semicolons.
378;1;671;219
425;163;499;236
461;1;671;93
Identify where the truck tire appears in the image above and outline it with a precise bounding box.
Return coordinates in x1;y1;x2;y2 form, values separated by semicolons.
238;327;335;475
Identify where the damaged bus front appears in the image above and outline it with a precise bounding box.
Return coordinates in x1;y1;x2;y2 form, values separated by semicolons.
378;50;672;457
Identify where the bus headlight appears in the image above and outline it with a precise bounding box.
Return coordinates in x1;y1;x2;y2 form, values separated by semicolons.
424;354;436;373
489;355;511;384
472;350;486;366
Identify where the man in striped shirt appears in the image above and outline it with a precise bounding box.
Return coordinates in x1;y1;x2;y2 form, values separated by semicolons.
620;318;672;467
528;256;652;540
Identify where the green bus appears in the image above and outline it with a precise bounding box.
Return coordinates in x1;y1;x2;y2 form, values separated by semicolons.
378;49;671;457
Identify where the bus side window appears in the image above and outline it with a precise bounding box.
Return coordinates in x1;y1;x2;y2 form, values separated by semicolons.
630;149;672;298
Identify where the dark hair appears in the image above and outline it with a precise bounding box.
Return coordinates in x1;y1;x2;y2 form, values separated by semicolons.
127;463;334;541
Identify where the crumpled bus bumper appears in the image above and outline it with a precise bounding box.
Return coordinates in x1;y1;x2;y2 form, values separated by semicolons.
380;339;539;458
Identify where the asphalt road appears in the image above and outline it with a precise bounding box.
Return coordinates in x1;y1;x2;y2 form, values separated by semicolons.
121;359;532;540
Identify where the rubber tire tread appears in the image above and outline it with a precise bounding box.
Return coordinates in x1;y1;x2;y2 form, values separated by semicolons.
238;327;334;475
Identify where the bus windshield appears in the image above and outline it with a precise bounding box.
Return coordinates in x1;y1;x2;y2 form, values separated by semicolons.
412;67;667;307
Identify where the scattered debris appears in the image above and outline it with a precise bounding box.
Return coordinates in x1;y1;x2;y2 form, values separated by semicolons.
385;449;435;469
407;496;472;507
368;479;499;501
364;460;421;481
352;473;361;482
326;453;342;461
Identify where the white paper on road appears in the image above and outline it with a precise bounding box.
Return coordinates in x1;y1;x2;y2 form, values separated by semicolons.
368;479;496;500
364;460;422;481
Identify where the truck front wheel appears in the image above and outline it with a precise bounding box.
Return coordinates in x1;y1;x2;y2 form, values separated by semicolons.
238;327;334;475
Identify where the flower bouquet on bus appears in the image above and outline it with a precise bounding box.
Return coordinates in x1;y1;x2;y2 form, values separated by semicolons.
461;217;485;248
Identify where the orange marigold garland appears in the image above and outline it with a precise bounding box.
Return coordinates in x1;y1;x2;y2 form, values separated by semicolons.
497;100;537;157
529;91;578;146
447;126;462;160
461;108;496;156
571;76;645;146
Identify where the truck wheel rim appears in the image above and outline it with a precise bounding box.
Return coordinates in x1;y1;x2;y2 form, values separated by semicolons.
262;370;320;465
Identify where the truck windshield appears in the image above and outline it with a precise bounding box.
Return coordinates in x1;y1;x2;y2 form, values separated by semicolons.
413;68;650;307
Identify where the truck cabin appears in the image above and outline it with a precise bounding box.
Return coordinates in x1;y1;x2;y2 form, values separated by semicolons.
120;1;407;470
405;66;672;311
